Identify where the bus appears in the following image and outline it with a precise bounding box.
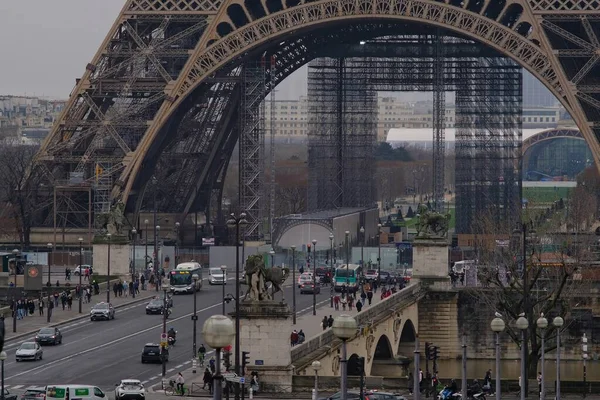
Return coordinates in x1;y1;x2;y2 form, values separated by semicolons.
169;262;203;294
334;264;361;293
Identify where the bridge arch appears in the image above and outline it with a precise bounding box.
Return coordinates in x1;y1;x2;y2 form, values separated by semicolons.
119;0;599;205
347;353;363;376
397;319;417;357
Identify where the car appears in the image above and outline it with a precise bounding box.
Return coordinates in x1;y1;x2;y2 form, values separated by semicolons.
379;271;391;284
208;267;227;285
114;379;145;400
35;327;62;345
364;269;379;281
141;343;168;364
1;389;17;400
145;299;165;315
74;265;93;276
90;302;115;321
20;386;46;400
297;273;314;288
300;283;321;294
315;267;333;284
15;342;43;362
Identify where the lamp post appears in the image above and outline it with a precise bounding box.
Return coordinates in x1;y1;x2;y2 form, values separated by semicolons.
553;316;564;400
155;225;160;292
332;314;357;400
291;245;296;324
0;351;6;400
461;332;467;400
144;219;149;271
329;234;334;267
203;315;235;400
162;287;168;378
220;266;227;315
46;243;52;323
226;212;248;400
78;237;83;314
516;315;529;400
132;228;137;299
344;231;350;291
11;248;17;333
107;233;112;303
377;223;382;288
537;314;548;400
359;227;365;282
311;361;321;400
192;273;199;373
269;249;275;268
312;239;317;316
491;316;505;400
175;222;180;267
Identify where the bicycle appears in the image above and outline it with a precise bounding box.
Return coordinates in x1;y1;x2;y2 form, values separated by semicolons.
164;380;186;396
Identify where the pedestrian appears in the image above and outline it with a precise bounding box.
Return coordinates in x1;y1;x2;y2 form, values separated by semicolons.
356;299;363;312
367;290;373;305
123;281;128;297
175;372;185;395
140;274;146;290
202;368;212;392
408;372;414;395
537;372;542;397
322;316;328;331
360;290;366;304
291;330;299;346
67;292;73;310
65;268;69;281
38;298;44;316
54;292;59;307
327;315;334;328
341;296;347;311
84;268;90;281
333;295;340;310
348;294;354;311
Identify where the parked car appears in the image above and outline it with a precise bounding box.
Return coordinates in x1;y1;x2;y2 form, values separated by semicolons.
74;265;93;276
141;343;168;364
16;342;43;362
114;379;145;400
90;302;115;321
20;386;45;400
35;327;62;345
2;389;17;400
300;283;321;294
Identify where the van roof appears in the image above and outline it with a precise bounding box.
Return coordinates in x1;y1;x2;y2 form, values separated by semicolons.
46;385;96;388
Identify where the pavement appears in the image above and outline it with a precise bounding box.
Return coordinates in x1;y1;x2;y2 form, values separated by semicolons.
0;269;332;399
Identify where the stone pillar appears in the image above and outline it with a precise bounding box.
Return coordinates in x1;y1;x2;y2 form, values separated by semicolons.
92;242;131;276
234;301;293;392
412;238;450;290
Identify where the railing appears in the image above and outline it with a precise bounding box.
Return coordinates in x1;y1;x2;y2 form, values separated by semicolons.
291;282;424;365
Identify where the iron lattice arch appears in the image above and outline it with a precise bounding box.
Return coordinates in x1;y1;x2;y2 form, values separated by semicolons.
32;0;600;233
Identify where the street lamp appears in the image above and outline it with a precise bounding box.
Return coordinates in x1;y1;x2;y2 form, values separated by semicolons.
553;316;564;400
78;237;83;314
377;223;382;288
359;227;365;281
582;333;588;397
132;228;137;299
312;239;317;315
312;360;322;400
291;245;296;325
220;266;227;315
46;243;52;323
107;233;112;302
155;224;160;292
162;287;168;378
332;314;357;400
516;314;529;400
537;314;548;400
491;316;505;400
226;212;248;400
269;248;275;267
0;351;6;400
175;222;180;267
144;219;149;272
192;273;199;373
11;249;17;333
344;231;350;293
203;315;235;400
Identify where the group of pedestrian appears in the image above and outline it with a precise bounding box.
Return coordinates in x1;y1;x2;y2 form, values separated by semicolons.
10;298;39;319
112;278;142;298
321;315;335;331
290;329;306;346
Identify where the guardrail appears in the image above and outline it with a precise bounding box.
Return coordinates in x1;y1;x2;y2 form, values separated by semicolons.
290;282;424;367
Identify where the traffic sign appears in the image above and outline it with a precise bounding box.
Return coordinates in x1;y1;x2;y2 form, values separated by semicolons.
222;372;237;379
160;333;167;344
226;377;245;384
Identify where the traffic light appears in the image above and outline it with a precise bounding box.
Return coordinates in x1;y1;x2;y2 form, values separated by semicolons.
425;342;431;360
431;346;439;361
223;350;231;370
307;244;311;253
242;351;250;368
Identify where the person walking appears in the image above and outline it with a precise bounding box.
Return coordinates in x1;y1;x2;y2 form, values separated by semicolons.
356;299;363;312
367;290;373;305
38;298;44;316
202;368;212;393
321;316;328;331
327;315;334;328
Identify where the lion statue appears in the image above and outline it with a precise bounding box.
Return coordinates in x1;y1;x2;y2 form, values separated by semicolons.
242;254;290;301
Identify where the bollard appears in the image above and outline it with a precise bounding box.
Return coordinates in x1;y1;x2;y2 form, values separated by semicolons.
312;389;316;400
249;387;253;399
192;358;197;373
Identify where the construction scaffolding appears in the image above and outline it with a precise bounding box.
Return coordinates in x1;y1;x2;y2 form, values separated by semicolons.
307;58;377;211
455;57;522;234
239;60;267;241
432;31;446;212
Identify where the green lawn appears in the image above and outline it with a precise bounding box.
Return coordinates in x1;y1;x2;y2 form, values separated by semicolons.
522;186;571;204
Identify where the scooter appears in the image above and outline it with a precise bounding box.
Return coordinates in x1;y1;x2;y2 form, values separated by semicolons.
470;392;486;400
168;332;177;346
438;388;462;400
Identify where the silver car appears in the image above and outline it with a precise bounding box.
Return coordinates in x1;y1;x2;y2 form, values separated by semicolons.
90;302;115;321
15;342;43;362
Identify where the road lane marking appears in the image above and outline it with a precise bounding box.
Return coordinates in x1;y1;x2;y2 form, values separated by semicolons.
4;302;221;381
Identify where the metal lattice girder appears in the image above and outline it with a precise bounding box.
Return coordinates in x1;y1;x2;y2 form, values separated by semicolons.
432;31;446;212
239;61;267;241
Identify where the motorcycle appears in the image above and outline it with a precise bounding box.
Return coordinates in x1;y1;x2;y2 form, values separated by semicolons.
437;388;462;400
469;392;486;400
168;335;176;346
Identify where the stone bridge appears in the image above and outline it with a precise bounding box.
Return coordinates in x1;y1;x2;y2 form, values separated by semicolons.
291;283;429;379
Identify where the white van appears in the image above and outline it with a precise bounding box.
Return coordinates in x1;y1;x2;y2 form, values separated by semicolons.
46;385;107;400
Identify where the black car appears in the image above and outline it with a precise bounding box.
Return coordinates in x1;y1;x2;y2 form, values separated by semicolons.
141;343;168;363
2;389;16;400
145;299;165;315
315;267;333;284
35;327;62;345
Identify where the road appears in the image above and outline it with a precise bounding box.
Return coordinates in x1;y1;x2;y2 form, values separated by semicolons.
1;278;330;394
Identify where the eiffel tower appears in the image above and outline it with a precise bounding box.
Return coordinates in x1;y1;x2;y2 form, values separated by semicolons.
33;0;600;241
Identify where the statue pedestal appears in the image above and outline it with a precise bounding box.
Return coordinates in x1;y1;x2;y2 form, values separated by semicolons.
412;238;451;290
233;301;293;392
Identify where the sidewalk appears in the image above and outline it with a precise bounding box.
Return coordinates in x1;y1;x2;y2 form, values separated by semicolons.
4;286;156;341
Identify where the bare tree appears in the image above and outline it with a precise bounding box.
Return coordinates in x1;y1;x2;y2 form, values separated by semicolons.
274;186;306;216
569;185;596;232
0;140;42;248
470;210;591;381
